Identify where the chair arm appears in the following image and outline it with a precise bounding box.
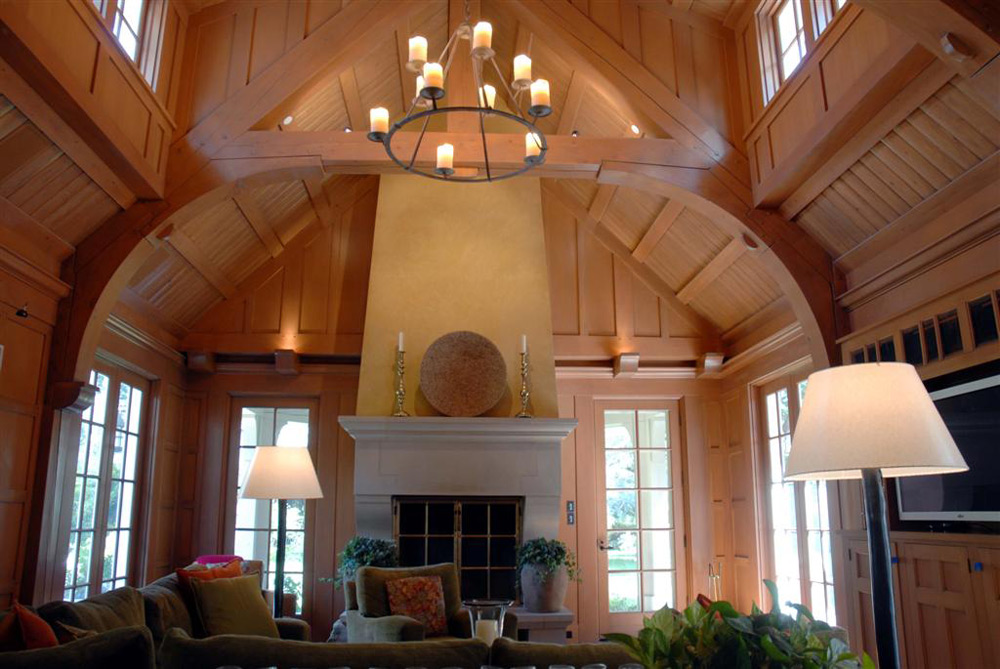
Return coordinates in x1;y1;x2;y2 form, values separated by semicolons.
275;616;311;640
345;610;425;642
449;609;518;639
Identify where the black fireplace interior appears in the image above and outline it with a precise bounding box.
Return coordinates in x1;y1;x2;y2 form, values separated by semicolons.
394;496;523;601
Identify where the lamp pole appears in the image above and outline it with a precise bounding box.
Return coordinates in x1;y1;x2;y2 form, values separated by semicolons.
273;498;287;619
861;468;900;669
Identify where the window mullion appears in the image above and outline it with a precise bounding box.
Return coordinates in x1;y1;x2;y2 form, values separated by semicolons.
794;480;811;610
799;0;816;52
90;374;118;594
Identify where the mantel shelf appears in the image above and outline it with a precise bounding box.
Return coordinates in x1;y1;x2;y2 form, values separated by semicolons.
339;416;578;443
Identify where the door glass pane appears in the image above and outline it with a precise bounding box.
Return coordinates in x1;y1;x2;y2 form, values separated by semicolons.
638;450;670;488
604;411;635;449
608;572;640;612
641;530;674;570
608;531;639;571
607;490;638;529
636;411;667;448
640;490;672;529
642;571;674;611
606;451;636;489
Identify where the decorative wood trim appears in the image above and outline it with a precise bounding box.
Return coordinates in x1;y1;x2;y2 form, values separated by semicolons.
677;238;748;304
632;199;684;262
274;349;300;375
163;226;237;298
0;245;71;301
557;71;587;135
104;313;185;366
705;322;805;379
49;381;97;412
555;364;697;380
303;177;337;229
233;189;284;258
338;68;364;133
588;184;617;221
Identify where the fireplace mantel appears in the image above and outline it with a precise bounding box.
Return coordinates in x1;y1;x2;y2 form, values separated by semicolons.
339;416;577;541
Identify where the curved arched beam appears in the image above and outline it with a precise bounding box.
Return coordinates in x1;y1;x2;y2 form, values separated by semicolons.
46;158;325;406
597;161;844;369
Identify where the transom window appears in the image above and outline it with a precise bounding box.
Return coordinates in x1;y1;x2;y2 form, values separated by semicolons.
775;0;806;82
759;0;848;103
234;404;313;614
760;377;837;625
64;366;147;601
92;0;146;62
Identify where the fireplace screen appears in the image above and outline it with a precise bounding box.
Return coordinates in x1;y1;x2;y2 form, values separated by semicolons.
393;497;523;601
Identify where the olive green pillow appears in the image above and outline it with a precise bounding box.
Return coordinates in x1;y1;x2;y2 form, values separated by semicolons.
187;574;279;638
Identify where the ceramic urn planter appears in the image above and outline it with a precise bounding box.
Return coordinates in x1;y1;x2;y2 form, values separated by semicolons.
520;563;569;612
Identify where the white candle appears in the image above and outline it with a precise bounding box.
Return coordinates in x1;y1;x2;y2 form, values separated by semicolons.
397;331;404;351
472;21;492;50
416;75;426;96
423;62;444;89
530;79;550;107
520;334;528;354
369;107;388;134
437;143;454;170
474;619;498;645
408;35;427;63
525;132;541;159
513;54;532;82
479;84;496;109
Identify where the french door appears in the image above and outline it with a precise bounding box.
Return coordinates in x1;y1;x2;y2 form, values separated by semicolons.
596;401;686;635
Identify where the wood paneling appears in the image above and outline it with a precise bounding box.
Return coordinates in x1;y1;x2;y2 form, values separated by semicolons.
0;0;176;196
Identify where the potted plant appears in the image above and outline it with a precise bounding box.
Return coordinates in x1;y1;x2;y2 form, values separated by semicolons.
605;579;874;669
516;537;579;612
335;535;398;589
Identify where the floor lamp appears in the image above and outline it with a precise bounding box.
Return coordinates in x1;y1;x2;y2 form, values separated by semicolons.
241;446;323;618
784;363;967;669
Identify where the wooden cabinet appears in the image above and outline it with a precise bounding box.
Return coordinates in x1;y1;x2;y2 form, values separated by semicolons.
897;542;984;669
839;532;1000;669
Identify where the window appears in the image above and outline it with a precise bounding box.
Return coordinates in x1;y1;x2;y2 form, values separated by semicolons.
91;0;146;63
759;0;847;102
234;405;313;614
602;408;679;614
64;367;147;601
760;377;837;625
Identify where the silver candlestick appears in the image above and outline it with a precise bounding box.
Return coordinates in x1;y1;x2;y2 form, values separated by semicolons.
516;350;531;418
392;347;409;417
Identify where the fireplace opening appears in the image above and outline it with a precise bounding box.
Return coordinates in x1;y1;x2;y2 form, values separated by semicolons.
393;496;523;601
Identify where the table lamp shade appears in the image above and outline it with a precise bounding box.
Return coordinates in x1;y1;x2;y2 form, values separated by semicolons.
786;363;968;481
241;446;323;499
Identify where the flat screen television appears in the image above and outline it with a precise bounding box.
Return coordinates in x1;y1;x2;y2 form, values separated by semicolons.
895;372;1000;523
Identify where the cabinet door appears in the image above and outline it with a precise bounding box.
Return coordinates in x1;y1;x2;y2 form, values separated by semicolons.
971;547;1000;669
897;543;983;669
843;538;907;667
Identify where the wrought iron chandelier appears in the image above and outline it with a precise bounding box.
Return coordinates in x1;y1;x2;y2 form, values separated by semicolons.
365;3;551;183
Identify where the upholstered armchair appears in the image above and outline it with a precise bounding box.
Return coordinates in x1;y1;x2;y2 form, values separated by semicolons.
346;563;517;642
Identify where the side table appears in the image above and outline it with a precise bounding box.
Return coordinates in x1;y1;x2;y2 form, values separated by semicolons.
508;606;574;644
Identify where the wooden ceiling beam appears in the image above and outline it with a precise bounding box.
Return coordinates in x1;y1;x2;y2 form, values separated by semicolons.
233;189;283;258
676;237;747;304
214;130;715;174
0;194;74;267
0;59;135;208
543;180;721;340
556;71;586;135
632;199;683;262
507;0;747;180
588;184;618;220
338;68;365;133
303;176;338;228
161;226;237;299
394;22;413;113
446;0;480;133
166;0;425;191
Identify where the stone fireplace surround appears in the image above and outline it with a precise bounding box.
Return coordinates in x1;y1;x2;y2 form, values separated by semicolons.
339;417;578;541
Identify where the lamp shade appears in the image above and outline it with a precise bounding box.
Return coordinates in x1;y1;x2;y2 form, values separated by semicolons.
241;446;323;500
785;363;967;481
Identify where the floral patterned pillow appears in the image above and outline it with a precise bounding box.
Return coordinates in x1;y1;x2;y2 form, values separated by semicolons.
385;575;448;636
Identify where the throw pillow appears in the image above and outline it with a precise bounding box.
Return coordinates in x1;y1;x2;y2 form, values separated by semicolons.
52;621;99;645
385;575;448;637
0;602;59;651
187;574;279;638
175;558;242;592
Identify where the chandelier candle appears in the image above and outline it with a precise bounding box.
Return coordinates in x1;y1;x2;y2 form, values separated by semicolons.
529;79;551;117
423;62;444;94
479;84;496;109
525;132;542;162
408;35;427;68
472;21;492;50
369;107;388;141
436;143;454;175
513;54;532;87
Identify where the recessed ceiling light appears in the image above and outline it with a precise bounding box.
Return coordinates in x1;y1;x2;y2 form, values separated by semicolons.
571;129;579;137
344;126;353;133
630;124;641;135
282;115;294;126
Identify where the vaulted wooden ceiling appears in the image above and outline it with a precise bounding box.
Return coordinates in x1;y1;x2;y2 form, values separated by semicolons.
3;0;996;365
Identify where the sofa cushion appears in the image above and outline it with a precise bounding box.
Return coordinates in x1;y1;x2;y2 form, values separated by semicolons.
386;576;448;637
188;574;279;638
356;564;462;619
0;625;153;669
491;637;636;668
140;572;194;644
36;587;144;634
158;628;490;669
0;603;58;651
51;621;98;645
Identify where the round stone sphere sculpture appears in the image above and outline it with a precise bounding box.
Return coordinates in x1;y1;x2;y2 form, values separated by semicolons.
419;331;507;417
